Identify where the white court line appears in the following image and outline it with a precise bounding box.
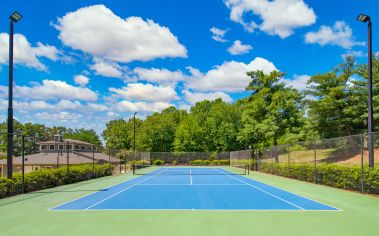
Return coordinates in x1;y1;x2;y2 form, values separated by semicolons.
215;168;305;210
84;168;168;210
49;174;137;210
138;184;246;186
53;208;341;212
239;172;342;211
190;170;193;185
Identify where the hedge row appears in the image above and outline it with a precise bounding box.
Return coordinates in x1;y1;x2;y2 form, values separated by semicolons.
189;159;230;166
259;163;379;194
0;164;114;199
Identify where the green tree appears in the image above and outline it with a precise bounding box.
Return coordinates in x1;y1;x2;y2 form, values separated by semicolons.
102;119;131;150
238;70;306;152
306;56;365;138
65;128;102;146
175;99;242;152
137;107;185;152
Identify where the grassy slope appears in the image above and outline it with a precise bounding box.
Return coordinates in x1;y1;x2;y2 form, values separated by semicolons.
0;172;378;236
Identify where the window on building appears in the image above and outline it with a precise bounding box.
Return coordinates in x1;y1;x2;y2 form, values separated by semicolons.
49;145;55;150
66;145;72;150
41;145;48;150
45;166;52;169
87;146;92;151
80;145;85;151
59;145;64;150
74;145;79;150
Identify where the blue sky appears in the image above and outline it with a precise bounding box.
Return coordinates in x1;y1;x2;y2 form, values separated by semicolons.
0;0;377;135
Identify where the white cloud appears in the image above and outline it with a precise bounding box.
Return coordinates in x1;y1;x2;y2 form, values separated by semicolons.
305;21;364;49
182;90;232;105
133;67;186;86
87;103;108;111
210;27;228;42
281;74;310;91
35;111;82;121
90;58;124;78
109;83;178;102
228;40;252;55
187;57;277;92
0;33;60;71
114;100;172;112
342;50;366;59
55;4;187;63
10;80;97;101
224;0;316;38
106;111;119;117
74;75;90;86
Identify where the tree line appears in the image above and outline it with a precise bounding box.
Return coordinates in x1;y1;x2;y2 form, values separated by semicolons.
0;56;377;156
103;56;379;153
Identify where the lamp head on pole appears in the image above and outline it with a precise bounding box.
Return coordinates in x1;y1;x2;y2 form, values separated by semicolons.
357;13;370;23
10;12;22;22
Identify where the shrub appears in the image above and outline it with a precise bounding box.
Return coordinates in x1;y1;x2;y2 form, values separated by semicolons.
259;163;379;194
0;164;114;199
172;160;177;165
190;160;203;166
203;160;211;165
153;159;164;165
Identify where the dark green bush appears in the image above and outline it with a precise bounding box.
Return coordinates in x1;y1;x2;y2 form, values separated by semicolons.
259;163;378;194
153;159;164;165
190;160;204;165
203;160;211;165
0;164;114;199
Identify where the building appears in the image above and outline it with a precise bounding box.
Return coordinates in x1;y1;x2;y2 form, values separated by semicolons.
0;135;120;177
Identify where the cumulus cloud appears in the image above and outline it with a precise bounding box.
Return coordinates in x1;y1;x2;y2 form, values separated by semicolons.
0;33;60;71
182;90;232;105
1;80;98;101
109;83;178;102
35;111;83;121
341;50;366;59
187;57;277;92
227;40;252;55
281;74;310;91
55;4;187;63
74;75;90;86
114;100;172;112
224;0;316;38
210;27;228;42
90;58;124;78
305;21;364;49
133;67;186;86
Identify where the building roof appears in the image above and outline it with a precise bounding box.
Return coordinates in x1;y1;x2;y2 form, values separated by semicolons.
39;139;93;145
0;151;120;165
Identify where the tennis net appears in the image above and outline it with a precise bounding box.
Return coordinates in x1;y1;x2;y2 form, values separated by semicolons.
132;164;249;175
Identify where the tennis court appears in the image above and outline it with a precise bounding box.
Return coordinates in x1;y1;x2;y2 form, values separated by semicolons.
52;166;338;211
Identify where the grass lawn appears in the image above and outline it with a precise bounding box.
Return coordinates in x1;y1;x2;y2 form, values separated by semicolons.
0;172;378;236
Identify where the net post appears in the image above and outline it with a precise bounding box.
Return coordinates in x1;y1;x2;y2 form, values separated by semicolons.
132;164;135;175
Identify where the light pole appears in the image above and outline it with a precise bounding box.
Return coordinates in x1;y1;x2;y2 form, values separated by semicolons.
357;13;374;167
7;12;22;179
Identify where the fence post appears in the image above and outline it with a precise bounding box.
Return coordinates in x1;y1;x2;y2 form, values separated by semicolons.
360;134;365;193
313;142;317;183
21;134;25;193
287;144;291;176
92;145;95;177
66;141;69;174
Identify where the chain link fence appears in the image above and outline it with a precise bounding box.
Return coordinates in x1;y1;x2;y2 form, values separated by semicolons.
254;132;378;193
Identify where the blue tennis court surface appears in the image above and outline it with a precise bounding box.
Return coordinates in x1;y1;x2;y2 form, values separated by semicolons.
51;167;340;211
